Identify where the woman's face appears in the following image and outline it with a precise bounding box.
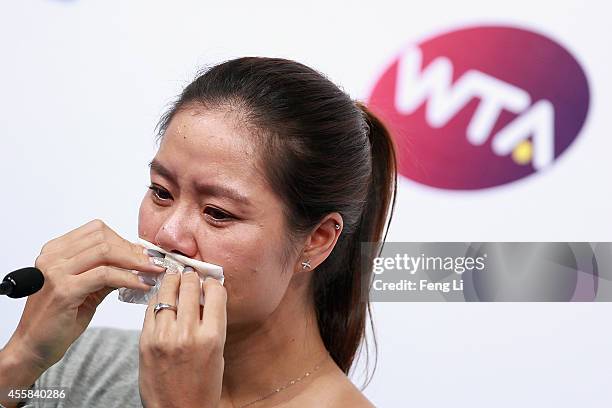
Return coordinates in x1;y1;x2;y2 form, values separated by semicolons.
138;106;297;328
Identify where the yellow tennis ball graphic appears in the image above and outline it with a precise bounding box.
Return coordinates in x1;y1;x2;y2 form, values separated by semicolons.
512;140;533;165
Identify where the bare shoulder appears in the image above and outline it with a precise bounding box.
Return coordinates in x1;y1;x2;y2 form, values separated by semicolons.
332;381;375;407
295;364;376;408
330;374;376;408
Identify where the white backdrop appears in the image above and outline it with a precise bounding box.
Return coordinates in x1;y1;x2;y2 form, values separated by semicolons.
1;1;611;406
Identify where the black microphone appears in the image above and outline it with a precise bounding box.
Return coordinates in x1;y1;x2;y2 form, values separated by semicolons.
0;267;45;298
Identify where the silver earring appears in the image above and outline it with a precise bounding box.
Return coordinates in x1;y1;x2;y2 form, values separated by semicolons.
335;224;340;230
301;260;311;269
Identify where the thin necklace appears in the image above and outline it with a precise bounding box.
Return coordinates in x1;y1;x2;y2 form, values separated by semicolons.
236;352;330;408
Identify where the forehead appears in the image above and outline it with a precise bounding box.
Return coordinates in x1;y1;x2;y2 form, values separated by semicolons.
155;107;265;195
162;107;255;162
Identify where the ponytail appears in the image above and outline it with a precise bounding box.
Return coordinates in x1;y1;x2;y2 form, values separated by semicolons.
314;101;398;384
355;101;398;248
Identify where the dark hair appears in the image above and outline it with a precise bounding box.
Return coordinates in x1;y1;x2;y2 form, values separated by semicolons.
156;57;397;385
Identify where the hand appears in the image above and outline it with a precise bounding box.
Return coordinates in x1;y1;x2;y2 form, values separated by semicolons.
139;268;227;408
2;219;165;377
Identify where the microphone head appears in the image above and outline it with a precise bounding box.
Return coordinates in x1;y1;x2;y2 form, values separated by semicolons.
3;267;45;298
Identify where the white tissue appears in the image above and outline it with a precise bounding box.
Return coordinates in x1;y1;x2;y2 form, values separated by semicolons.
118;238;224;306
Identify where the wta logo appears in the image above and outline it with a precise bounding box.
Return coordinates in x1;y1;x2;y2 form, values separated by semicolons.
367;26;590;190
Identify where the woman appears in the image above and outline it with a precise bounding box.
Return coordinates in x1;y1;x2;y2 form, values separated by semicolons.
0;57;397;407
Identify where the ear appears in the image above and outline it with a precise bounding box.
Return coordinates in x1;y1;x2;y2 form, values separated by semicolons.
297;212;343;272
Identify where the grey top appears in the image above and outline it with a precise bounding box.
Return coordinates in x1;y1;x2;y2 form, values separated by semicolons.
6;327;143;408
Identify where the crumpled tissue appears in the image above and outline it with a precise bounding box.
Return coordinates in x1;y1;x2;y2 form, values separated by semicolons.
118;238;224;306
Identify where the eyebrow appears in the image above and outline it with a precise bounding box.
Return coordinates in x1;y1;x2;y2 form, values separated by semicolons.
148;159;252;206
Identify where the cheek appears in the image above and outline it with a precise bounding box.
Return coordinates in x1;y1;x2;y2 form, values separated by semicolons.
137;197;162;242
214;227;292;324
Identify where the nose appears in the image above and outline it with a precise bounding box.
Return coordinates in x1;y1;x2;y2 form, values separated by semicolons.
153;205;199;259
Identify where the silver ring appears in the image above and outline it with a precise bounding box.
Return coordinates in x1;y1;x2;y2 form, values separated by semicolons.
153;302;177;317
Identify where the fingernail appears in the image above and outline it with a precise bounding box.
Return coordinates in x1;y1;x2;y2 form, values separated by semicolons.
183;266;195;274
146;249;165;258
138;275;156;286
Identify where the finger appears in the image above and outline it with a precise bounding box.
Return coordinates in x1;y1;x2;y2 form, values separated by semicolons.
73;287;120;328
46;228;124;260
176;267;201;326
61;242;165;276
155;270;181;327
142;291;159;337
79;286;117;311
47;226;161;274
72;265;154;298
41;219;110;254
200;278;227;339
